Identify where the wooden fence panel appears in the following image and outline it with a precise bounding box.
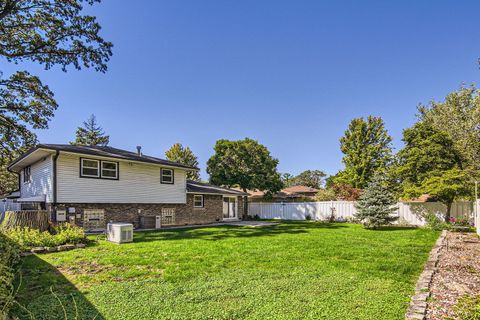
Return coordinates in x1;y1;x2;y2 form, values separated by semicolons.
1;210;50;231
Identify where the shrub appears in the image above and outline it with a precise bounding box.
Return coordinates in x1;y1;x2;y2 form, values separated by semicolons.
305;214;312;220
0;230;21;319
4;224;85;250
314;188;336;201
332;184;362;201
450;217;473;227
425;213;450;231
51;223;86;244
454;294;480;320
328;207;336;223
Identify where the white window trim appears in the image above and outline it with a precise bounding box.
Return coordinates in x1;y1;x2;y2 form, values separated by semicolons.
193;195;204;208
161;168;174;184
101;161;118;179
81;159;100;178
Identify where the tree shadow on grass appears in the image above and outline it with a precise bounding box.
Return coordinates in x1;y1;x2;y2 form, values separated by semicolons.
372;225;420;232
133;221;349;243
11;255;105;320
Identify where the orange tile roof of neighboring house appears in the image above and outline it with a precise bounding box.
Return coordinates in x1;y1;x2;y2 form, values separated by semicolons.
402;194;432;202
282;185;319;194
233;185;319;199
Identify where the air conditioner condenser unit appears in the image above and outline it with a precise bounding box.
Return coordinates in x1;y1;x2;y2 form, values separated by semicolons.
107;223;133;244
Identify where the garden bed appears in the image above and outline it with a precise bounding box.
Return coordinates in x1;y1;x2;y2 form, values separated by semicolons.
426;231;480;319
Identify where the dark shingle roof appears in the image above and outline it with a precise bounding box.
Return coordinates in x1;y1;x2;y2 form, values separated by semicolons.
9;144;198;170
186;180;248;196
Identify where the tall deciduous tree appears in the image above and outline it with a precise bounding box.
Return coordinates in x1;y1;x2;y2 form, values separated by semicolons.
403;169;471;222
418;85;480;178
0;0;112;194
355;173;398;229
207;138;283;194
393;121;463;192
332;116;393;189
71;114;110;146
394;120;471;222
165;143;200;181
288;170;327;189
281;173;294;187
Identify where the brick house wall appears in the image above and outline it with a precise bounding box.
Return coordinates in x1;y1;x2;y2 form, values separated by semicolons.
55;194;234;229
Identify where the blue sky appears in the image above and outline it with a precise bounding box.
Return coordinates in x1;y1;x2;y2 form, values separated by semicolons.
5;0;480;179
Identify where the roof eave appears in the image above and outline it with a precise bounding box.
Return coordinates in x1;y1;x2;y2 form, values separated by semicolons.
9;144;198;171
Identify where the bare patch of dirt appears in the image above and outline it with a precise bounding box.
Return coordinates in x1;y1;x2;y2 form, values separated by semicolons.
426;231;480;319
57;260;108;276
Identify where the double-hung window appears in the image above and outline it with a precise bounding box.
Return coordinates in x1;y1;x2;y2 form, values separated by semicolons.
101;161;118;179
81;158;118;179
160;168;174;184
81;159;100;178
193;195;204;208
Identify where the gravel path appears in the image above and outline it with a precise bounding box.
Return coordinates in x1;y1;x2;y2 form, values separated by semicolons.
426;231;480;319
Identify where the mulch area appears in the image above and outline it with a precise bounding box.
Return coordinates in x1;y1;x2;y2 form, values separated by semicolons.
426;231;480;319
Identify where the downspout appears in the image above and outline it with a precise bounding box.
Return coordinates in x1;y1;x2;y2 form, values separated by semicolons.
52;151;59;219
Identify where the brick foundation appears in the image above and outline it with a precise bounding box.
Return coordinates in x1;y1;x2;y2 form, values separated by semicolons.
54;194;245;229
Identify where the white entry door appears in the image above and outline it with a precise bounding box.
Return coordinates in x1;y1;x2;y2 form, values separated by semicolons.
223;197;237;219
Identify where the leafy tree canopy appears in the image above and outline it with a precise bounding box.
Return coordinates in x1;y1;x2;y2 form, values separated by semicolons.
355;173;398;229
71;114;109;146
284;170;327;189
207;138;283;194
0;0;111;194
165;143;200;181
394;121;463;189
332;116;392;189
331;184;362;201
314;188;336;201
403;169;471;222
418;85;480;178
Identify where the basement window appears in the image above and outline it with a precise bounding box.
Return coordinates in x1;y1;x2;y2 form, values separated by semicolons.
193;195;204;208
160;168;174;184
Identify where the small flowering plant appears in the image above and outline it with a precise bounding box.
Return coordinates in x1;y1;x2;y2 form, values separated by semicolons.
450;217;474;227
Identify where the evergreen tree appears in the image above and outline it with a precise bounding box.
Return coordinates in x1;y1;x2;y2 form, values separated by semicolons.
71;114;110;146
355;173;398;229
332;116;393;189
165;143;200;181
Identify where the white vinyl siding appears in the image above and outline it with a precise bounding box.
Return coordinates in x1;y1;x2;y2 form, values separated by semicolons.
20;155;54;203
56;153;187;204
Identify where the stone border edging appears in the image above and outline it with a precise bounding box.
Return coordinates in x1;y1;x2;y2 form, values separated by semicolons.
405;230;447;320
20;243;86;256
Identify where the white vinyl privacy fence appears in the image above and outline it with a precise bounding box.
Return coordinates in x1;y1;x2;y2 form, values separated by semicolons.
248;201;474;226
476;200;480;234
0;199;22;223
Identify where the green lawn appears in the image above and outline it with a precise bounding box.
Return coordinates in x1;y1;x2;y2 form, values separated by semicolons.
12;222;438;320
